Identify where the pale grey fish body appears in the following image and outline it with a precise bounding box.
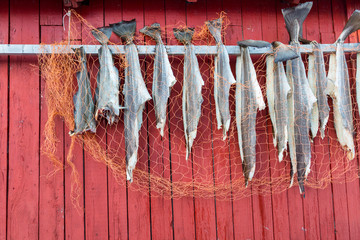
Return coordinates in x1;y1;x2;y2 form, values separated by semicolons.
70;47;96;135
92;27;122;125
308;42;329;139
266;55;291;162
326;10;360;160
286;42;316;193
282;2;315;194
140;23;176;137
327;44;355;160
174;28;204;160
111;20;152;181
206;18;236;139
236;47;265;186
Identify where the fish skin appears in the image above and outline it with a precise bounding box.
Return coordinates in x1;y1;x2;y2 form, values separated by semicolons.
140;23;176;137
236;47;265;187
266;55;291;162
206;18;236;139
237;40;271;48
326;10;360;161
282;2;316;194
174;27;204;160
70;47;97;135
308;42;329;139
327;46;355;160
111;20;152;181
92;27;123;125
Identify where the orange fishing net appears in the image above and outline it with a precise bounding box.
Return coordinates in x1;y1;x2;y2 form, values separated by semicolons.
39;10;360;207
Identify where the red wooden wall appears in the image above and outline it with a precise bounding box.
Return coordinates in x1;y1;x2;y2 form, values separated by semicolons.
1;0;360;239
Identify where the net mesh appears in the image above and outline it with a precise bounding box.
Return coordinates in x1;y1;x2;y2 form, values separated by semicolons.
39;10;360;205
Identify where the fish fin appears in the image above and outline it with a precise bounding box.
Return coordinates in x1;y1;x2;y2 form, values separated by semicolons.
206;18;222;43
272;41;299;63
140;23;162;42
110;19;136;43
237;40;271;48
173;27;194;45
91;27;112;45
337;10;360;42
281;2;313;41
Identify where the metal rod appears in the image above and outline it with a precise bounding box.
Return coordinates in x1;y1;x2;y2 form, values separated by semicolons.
0;43;359;55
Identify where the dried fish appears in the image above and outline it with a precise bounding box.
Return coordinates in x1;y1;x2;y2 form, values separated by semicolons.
236;41;266;186
266;41;298;162
70;47;96;135
327;10;360;160
282;1;316;194
308;42;329;139
140;23;176;137
110;20;152;181
206;18;236;139
173;27;204;160
92;27;123;125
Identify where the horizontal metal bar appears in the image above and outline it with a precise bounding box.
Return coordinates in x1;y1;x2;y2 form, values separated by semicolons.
0;43;359;55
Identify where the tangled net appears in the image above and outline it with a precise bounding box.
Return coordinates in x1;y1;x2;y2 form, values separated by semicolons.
39;10;360;205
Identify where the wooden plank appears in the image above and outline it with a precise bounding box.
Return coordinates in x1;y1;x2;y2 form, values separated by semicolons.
316;2;337;238
207;0;236;239
7;1;39;239
261;1;291;239
78;3;110;239
143;2;174;240
122;1;152;239
187;1;218;239
301;2;322;239
0;0;9;239
329;1;351;239
241;1;275;239
40;0;63;26
166;0;196;238
224;0;254;239
344;2;360;236
104;1;128;239
39;25;65;240
275;1;306;239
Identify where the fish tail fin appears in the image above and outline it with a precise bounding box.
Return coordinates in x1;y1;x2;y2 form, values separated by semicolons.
173;27;195;45
140;23;162;42
272;41;299;63
281;2;313;41
91;27;112;45
110;19;136;43
206;18;222;43
337;10;360;42
237;40;271;48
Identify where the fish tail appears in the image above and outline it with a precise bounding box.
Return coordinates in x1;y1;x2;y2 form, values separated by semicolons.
206;18;222;43
173;27;194;45
272;41;299;63
140;23;162;42
281;2;313;41
91;27;112;45
237;40;271;48
110;19;136;43
337;10;360;42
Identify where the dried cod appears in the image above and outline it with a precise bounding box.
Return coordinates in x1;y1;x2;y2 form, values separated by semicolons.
327;10;360;161
92;27;123;125
70;47;97;135
140;23;177;137
282;1;317;194
110;20;152;181
236;40;268;186
206;18;236;139
173;27;204;160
